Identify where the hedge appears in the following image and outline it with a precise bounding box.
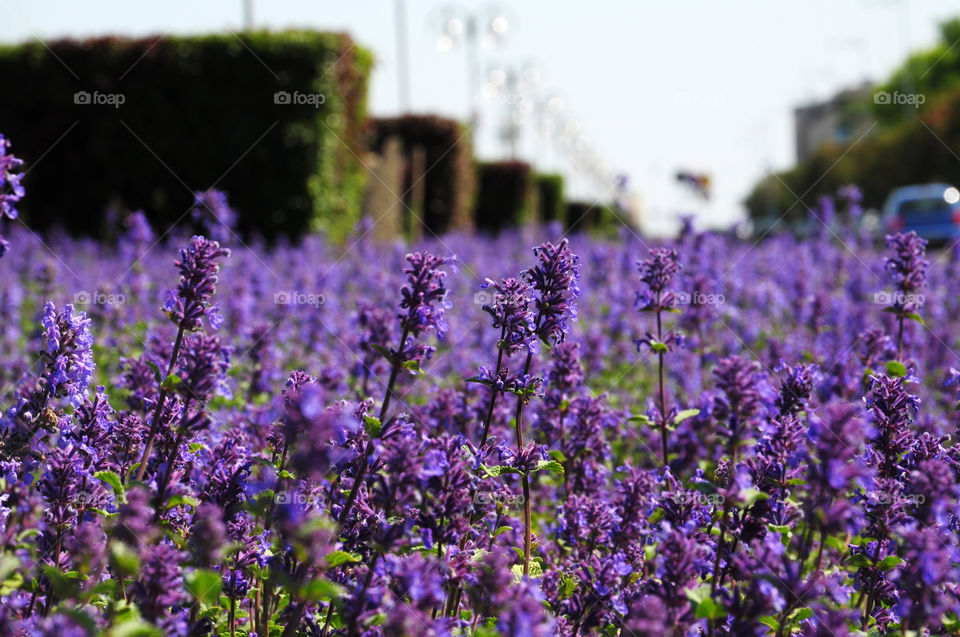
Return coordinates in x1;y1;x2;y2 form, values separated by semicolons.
0;31;372;240
473;161;534;233
367;115;474;236
534;173;565;224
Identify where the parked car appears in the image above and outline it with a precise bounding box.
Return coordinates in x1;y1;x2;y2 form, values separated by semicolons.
882;183;960;242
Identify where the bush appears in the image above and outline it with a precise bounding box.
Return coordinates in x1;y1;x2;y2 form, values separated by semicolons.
473;161;534;233
0;31;372;241
368;115;474;237
534;173;565;224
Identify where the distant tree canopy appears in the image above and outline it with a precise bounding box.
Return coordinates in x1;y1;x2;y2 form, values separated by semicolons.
745;18;960;229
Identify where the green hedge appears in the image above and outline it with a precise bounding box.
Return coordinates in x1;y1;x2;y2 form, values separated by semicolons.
473;161;534;233
534;173;565;224
368;115;474;236
0;31;372;240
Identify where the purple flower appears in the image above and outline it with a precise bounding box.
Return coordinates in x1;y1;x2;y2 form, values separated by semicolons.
481;277;535;355
636;248;681;312
163;235;231;331
526;238;581;345
0;133;24;221
130;541;188;622
175;332;231;404
40;302;95;408
192;189;238;243
398;252;455;339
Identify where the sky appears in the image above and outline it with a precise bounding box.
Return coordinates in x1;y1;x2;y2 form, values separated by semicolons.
3;0;960;235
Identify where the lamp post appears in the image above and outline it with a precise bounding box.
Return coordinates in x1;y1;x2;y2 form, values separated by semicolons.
435;5;510;127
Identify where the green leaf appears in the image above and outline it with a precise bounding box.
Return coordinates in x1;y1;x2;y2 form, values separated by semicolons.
548;449;567;463
846;553;872;568
325;550;362;568
370;344;394;363
110;542;140;576
627;414;652;425
493;526;513;538
672;408;700;425
534;459;565;475
300;578;345;602
481;464;519;478
694;597;726;620
402;359;423;375
94;470;123;496
144;360;163;384
790;607;814;622
878;555;904;571
364;415;382;438
0;554;20;582
160;373;182;391
559;573;577;600
904;312;925;326
41;565;83;599
885;360;907;378
758;615;781;631
184;569;222;608
510;561;543;581
107;620;163;637
651;342;669;354
165;494;199;510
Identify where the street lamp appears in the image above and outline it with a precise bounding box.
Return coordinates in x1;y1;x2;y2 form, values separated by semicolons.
434;5;510;126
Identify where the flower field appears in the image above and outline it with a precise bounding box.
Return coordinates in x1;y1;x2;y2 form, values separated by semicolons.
3;134;960;636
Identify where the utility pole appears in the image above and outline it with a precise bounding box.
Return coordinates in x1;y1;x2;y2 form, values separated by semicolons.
396;0;411;112
243;0;253;30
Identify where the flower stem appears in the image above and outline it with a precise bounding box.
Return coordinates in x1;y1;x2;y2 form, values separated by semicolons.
135;325;185;482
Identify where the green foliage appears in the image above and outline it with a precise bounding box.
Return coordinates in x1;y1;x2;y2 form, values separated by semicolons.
474;161;534;233
534;172;565;223
745;18;960;225
368;115;475;235
0;31;372;241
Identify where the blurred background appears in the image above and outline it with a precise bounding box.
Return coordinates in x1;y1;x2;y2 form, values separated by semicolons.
3;0;960;240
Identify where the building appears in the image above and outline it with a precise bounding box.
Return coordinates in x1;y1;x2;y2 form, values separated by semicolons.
794;82;874;162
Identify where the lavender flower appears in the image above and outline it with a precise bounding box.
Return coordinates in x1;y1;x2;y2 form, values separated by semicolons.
398;251;455;340
163;235;231;331
635;247;681;313
40;302;95;408
0;134;24;256
192;189;238;242
526;238;581;345
481;277;535;355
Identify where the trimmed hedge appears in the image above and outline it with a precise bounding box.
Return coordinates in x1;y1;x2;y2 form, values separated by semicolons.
473;161;534;233
534;173;565;224
368;115;474;236
0;31;372;240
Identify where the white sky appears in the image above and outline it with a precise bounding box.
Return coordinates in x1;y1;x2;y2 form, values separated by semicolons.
3;0;959;234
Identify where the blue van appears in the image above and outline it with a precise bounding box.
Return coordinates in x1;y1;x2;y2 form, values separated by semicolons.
882;183;960;242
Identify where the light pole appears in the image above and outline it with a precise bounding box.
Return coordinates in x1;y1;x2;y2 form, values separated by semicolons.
243;0;253;30
396;0;411;112
435;5;510;127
